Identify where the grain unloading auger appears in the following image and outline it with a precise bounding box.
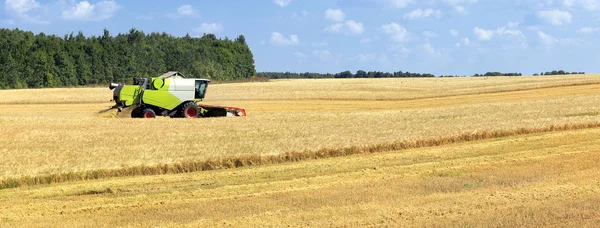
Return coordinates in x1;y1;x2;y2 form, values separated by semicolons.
109;71;246;118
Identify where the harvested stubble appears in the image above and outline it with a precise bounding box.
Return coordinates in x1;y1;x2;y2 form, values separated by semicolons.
2;127;600;227
2;75;600;187
2;121;600;189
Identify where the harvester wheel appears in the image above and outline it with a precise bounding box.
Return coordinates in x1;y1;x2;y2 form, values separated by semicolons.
142;108;156;118
181;102;200;118
131;107;143;118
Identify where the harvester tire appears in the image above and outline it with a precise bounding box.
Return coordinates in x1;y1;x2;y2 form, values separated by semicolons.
181;102;200;118
142;108;156;118
131;107;143;118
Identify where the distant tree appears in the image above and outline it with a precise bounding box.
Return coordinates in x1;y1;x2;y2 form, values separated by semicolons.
355;70;367;78
257;70;437;79
335;71;353;78
235;35;247;46
202;33;217;40
539;70;584;76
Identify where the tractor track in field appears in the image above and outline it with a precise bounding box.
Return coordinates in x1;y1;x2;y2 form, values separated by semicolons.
2;121;600;189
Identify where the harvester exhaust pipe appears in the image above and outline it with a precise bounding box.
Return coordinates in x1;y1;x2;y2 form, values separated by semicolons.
109;83;119;90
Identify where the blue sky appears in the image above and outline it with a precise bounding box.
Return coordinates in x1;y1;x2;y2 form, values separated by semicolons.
1;0;599;75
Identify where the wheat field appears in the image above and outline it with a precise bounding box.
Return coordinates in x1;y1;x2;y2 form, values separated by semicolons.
1;75;600;226
2;75;600;181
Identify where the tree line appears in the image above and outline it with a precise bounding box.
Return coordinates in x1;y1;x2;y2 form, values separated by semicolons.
0;28;256;89
471;70;586;77
473;72;522;77
533;70;585;76
257;70;435;79
258;70;589;79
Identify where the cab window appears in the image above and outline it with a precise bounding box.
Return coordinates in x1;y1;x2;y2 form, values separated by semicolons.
195;80;208;99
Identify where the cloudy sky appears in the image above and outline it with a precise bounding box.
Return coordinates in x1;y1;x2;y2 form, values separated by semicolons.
1;0;599;75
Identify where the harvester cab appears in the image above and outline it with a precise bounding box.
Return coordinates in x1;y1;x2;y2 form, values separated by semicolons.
109;71;246;118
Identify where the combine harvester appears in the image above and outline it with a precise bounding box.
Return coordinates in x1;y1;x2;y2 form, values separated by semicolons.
109;71;246;118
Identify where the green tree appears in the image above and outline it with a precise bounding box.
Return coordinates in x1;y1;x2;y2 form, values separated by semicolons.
355;70;367;78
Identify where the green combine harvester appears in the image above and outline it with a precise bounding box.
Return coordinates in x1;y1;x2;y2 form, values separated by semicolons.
109;71;246;118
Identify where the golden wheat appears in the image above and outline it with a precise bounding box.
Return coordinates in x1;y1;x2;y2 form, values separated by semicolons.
207;74;600;101
1;121;599;189
1;75;600;186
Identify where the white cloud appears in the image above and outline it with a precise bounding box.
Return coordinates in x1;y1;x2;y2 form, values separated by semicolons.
195;23;223;34
454;6;467;15
325;23;344;33
325;20;364;35
270;32;299;46
350;53;376;62
313;49;332;61
325;8;344;21
177;5;197;16
456;37;470;47
580;0;600;10
473;26;494;40
495;22;524;36
506;21;519;28
345;20;364;34
441;0;478;15
577;26;600;33
166;5;198;19
562;0;576;7
422;43;439;55
450;29;459;37
293;52;307;61
538;31;558;47
381;22;410;42
312;41;329;47
61;0;120;21
292;10;309;20
555;0;599;10
404;8;442;20
422;31;438;38
5;0;38;14
392;44;411;56
538;9;572;26
473;22;524;41
443;0;477;5
384;0;413;8
4;0;49;24
273;0;291;7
